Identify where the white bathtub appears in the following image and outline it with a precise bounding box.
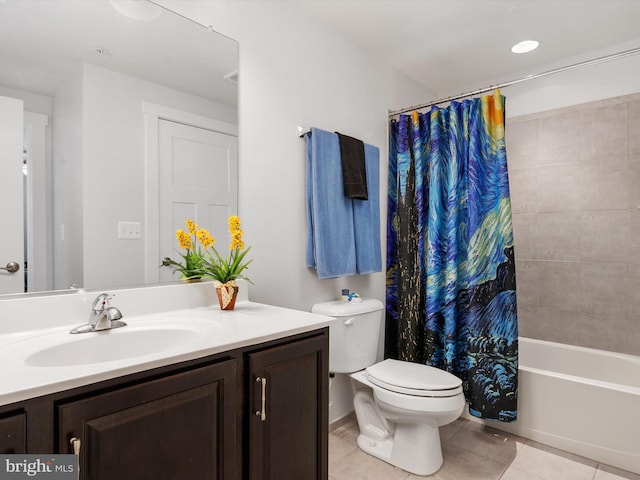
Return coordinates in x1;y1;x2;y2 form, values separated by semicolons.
464;337;640;474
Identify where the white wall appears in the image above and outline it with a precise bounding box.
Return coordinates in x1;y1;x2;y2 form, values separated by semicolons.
0;86;52;117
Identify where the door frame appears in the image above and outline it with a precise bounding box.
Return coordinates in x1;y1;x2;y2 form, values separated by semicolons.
142;102;238;283
24;111;51;292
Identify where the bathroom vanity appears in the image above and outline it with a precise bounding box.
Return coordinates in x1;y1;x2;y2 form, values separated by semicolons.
0;283;331;480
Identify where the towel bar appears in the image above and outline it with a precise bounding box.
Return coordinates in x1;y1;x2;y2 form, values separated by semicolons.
298;126;311;137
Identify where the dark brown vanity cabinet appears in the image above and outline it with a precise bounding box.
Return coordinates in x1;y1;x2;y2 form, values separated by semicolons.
248;334;328;480
0;411;26;454
57;360;237;480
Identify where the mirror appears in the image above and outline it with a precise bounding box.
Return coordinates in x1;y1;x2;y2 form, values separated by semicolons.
0;0;239;296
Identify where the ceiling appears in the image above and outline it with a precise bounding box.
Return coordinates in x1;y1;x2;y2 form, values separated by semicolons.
291;1;640;100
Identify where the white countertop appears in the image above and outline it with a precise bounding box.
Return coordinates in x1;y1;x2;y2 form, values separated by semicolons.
0;301;333;406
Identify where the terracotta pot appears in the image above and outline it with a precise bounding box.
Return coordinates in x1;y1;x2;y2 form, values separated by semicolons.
216;283;239;310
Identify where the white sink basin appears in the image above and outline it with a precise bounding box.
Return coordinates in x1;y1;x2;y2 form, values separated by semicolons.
22;320;224;367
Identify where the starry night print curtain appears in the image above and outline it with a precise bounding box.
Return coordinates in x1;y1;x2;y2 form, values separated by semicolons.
385;90;518;421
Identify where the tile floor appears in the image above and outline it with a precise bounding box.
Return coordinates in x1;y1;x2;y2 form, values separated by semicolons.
329;417;640;480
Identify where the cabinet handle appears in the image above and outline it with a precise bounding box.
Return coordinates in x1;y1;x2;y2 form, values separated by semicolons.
70;436;81;455
254;376;267;422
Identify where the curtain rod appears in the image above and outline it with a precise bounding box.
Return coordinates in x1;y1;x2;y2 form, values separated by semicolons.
388;46;640;117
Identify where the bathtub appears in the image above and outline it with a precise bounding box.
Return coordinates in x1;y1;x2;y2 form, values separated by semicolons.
463;337;640;474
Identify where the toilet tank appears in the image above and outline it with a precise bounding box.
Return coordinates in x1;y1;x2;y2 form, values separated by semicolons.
311;298;384;374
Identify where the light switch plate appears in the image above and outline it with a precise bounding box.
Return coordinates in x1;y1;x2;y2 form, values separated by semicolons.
118;221;141;239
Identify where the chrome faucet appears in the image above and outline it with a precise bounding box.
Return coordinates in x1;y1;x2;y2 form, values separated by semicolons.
70;293;127;334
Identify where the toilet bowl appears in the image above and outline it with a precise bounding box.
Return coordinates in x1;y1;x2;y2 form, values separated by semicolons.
311;299;465;476
351;359;465;475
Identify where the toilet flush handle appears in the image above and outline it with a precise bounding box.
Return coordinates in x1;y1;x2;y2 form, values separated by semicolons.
344;318;354;326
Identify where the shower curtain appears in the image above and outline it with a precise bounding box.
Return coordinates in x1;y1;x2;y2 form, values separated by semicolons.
386;90;518;421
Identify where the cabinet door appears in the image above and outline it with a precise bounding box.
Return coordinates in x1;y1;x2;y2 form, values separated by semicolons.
0;412;26;454
58;360;236;480
248;334;328;480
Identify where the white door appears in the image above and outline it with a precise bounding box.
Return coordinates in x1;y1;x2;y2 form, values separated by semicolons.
158;119;238;282
0;96;24;294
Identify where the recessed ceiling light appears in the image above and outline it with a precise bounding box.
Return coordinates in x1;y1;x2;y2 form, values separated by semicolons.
110;0;161;21
511;40;539;54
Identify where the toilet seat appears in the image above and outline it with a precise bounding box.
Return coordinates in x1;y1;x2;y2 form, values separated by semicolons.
365;359;463;397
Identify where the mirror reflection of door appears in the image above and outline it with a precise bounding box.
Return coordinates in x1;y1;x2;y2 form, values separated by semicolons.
158;120;238;283
0;96;24;294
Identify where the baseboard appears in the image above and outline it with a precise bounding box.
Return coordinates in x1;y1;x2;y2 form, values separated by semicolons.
329;412;356;432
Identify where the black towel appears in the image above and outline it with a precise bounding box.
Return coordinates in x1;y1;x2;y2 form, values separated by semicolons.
336;132;368;200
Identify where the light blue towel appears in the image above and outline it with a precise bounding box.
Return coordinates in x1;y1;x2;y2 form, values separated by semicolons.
306;128;381;279
353;143;381;274
306;128;356;278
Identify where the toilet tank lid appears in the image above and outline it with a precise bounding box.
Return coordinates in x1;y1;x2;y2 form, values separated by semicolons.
311;298;383;317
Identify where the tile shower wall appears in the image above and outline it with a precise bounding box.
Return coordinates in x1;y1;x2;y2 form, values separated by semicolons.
507;92;640;356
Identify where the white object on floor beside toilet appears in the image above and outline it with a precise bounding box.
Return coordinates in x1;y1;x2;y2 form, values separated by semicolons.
312;298;465;476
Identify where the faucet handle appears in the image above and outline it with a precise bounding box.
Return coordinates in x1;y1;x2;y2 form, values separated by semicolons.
91;293;115;311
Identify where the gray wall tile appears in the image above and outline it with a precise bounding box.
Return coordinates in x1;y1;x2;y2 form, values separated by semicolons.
631;210;640;253
506;119;539;169
580;103;629;162
628;262;640;314
515;260;539;308
537;308;588;346
539;112;580;166
537;164;580;212
578;311;639;355
516;305;539;339
629;100;640;156
580;211;629;262
579;158;629;211
615;316;640;356
629;161;640;209
538;261;581;312
509;168;539;214
536;212;580;261
580;262;628;316
506;92;638;355
512;213;537;260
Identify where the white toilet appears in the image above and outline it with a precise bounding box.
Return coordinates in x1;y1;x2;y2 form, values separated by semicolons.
312;298;465;476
